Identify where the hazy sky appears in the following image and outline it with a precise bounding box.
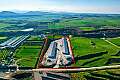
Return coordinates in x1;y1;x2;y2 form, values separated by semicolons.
0;0;120;13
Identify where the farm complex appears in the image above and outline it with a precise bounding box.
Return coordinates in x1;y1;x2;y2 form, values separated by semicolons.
0;11;120;80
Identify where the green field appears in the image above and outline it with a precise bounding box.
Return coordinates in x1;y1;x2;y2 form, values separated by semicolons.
0;36;7;43
70;37;120;80
0;37;7;40
71;37;120;67
71;69;120;80
0;16;120;32
79;27;95;31
0;49;8;61
47;35;63;39
0;36;8;60
108;37;120;46
14;36;43;67
0;23;11;28
0;23;13;32
28;36;43;41
49;18;120;29
14;45;41;67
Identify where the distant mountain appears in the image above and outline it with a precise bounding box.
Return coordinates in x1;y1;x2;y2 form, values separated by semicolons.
0;11;18;16
0;11;119;17
23;11;50;15
0;11;54;16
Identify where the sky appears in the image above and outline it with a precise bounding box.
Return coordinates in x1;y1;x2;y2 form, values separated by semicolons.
0;0;120;14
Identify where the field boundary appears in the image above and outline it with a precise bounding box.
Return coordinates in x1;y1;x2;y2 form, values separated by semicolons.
102;38;120;48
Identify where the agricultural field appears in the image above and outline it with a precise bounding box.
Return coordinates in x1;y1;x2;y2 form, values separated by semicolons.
108;37;120;46
0;36;8;60
28;36;43;41
70;37;120;79
0;23;12;29
0;37;7;40
14;45;41;67
13;36;43;68
48;17;120;29
0;16;51;32
79;27;95;31
71;69;120;80
47;35;63;39
71;37;120;67
0;36;7;42
0;15;120;32
0;12;120;79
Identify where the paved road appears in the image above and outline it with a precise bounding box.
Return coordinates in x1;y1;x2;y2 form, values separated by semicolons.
18;65;120;73
33;72;42;80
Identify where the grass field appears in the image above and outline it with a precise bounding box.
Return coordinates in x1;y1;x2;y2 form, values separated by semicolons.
79;27;95;31
0;36;7;43
0;17;120;32
0;49;8;61
71;69;120;80
28;36;43;41
0;23;12;32
0;37;7;40
108;37;120;46
0;23;11;28
70;37;120;80
0;36;8;61
47;35;63;39
14;45;42;67
71;37;120;67
49;18;120;29
14;36;43;67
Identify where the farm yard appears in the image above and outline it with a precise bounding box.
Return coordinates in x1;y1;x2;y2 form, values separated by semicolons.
0;11;120;80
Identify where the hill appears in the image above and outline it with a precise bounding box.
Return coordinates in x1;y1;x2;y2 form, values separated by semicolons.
0;11;18;16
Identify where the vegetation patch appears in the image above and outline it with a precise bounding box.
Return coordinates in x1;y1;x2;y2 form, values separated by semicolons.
14;45;41;67
71;37;119;67
108;37;120;46
49;18;120;29
14;36;43;67
28;36;43;41
79;27;95;31
0;37;7;40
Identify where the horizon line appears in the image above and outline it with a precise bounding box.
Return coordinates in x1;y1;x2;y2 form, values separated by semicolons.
0;10;120;15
